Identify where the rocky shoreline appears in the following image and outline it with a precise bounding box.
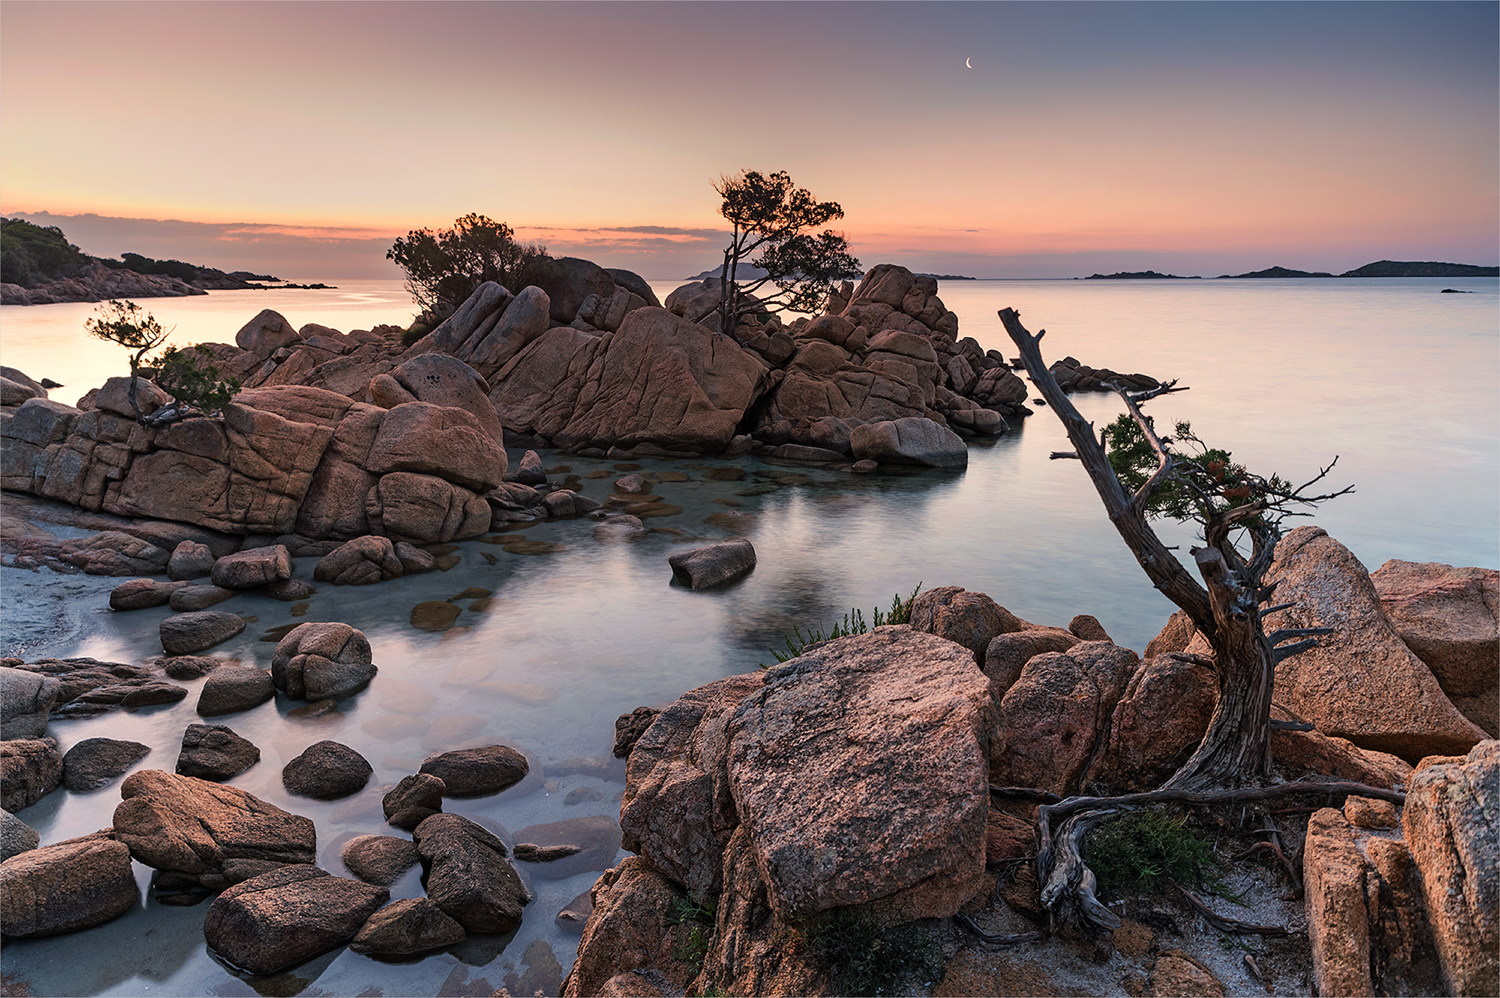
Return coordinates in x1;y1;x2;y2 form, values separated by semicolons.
0;263;1495;995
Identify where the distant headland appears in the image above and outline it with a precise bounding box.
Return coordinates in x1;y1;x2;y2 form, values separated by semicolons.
1086;260;1498;280
0;217;334;306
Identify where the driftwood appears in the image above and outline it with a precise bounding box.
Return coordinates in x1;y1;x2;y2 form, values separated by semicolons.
953;913;1046;946
1179;886;1292;936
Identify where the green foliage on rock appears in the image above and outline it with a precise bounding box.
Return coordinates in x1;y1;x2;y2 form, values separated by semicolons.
1083;809;1224;900
386;212;553;322
766;583;923;665
1;217;91;287
154;344;241;416
805;907;940;997
115;251;199;282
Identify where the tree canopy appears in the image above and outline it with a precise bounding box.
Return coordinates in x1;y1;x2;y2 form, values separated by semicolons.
85;300;238;422
1;217;91;288
713;170;862;331
386;213;552;322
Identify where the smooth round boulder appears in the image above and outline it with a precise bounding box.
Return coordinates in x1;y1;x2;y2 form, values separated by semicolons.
160;611;246;655
61;737;151;792
263;578;316;601
176;723;260;781
418;745;529;798
196;666;276;717
282;741;372;800
168;585;235;612
270;622;376;701
109;577;183;611
0;834;139;937
314;536;404;586
850;417;968;469
203;864;389;976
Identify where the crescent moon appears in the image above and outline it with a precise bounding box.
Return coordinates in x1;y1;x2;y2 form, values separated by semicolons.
965;57;973;69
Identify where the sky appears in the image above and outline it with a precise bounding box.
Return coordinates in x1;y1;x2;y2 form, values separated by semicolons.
2;1;1496;280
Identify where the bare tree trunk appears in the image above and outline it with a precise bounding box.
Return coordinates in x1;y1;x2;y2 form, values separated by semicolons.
998;307;1276;790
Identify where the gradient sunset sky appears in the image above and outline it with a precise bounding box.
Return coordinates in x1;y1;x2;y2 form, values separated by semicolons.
3;1;1495;279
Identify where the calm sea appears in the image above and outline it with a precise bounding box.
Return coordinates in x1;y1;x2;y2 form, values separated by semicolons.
0;275;1495;996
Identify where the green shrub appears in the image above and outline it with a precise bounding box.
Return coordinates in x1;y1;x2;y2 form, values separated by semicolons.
805;908;939;997
1;217;90;286
1084;810;1224;900
153;344;240;416
667;894;717;973
766;583;923;664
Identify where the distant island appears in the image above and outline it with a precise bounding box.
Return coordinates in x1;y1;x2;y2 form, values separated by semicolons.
1083;270;1201;280
0;217;333;306
1219;260;1498;279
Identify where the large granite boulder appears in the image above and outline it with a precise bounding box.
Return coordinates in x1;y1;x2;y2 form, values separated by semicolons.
210;545;292;589
850;417;968;469
1371;560;1498;737
313;534;404;585
982;626;1080;697
989;641;1139;795
195;666;275;717
236;309;303;359
0;832;140;938
390;353;505;445
908;586;1017;662
364;470;490;543
1264;528;1485;761
365;402;505;494
453;285;553;379
113;769;316;890
725;627;993;919
536;256;623;324
1090;653;1218;792
1;666;60;739
270;622;376;701
489;307;772;455
203;864;389;976
561;858;703;998
412;813;528;934
1402;741;1498;996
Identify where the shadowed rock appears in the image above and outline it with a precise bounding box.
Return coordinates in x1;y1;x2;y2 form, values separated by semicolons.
282;740;372;800
61;737;151;791
667;538;756;591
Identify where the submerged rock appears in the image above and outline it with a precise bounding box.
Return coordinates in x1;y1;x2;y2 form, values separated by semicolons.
667;538;756;590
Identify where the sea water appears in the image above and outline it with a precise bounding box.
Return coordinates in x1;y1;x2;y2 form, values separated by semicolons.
0;276;1495;996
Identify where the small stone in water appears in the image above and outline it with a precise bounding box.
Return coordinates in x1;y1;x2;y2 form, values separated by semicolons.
290;603;309;617
411;602;461;631
447;588;492;602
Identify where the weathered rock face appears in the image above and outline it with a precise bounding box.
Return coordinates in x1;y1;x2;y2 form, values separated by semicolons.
0;738;63;813
159;610;246;655
1;666;60;739
1371;560;1498;737
210;545;291;589
1304;803;1441;997
982;627;1080;698
3;379;504;546
313;534;404;585
341;834;420;886
195;666;275;717
1090;653;1218;792
383;773;445;830
412;812;528;934
202;864;389;976
725;628;993;919
1402;741;1498;996
0;833;140;938
619;673;766;894
270;622;376;701
489;307;773;456
176;722;261;781
113;769;316;890
909;586;1017;662
561;857;704;998
1265;528;1485;761
989;641;1139;795
61;737;151;791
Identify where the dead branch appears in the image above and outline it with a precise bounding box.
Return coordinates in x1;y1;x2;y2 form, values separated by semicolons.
989;786;1065;804
1178;886;1292;936
954;913;1046;945
1273;639;1321;662
1267;628;1334;645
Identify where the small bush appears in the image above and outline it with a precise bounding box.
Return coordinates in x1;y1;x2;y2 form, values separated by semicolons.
805;908;939;997
153;344;240;416
1084;810;1224;900
766;583;923;664
667;894;716;973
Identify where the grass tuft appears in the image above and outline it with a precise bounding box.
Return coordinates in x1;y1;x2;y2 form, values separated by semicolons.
764;583;923;666
1084;809;1225;900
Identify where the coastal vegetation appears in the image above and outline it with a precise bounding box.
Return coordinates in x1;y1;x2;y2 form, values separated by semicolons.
84;300;240;421
1;217;91;286
712;169;862;331
386;212;553;324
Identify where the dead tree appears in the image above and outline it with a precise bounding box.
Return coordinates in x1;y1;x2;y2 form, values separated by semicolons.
998;307;1361;935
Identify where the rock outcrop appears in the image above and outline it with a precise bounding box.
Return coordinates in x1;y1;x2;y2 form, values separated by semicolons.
0;832;140;937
